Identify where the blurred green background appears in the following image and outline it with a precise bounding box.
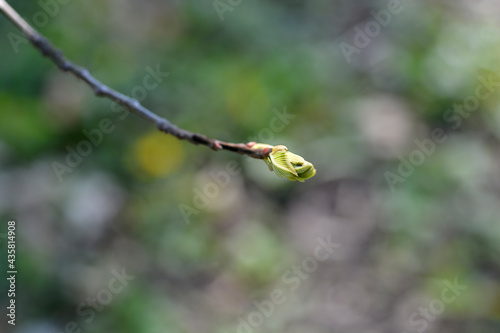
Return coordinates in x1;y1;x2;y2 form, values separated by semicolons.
1;0;500;332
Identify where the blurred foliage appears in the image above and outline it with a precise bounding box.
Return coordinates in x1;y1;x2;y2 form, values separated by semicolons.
1;0;500;332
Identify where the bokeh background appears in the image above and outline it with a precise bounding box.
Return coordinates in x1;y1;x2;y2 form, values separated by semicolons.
2;0;500;332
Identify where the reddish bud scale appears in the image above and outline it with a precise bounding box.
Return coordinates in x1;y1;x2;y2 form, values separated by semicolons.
213;141;222;150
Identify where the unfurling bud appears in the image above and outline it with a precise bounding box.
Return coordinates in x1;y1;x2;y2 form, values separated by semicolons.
248;143;316;182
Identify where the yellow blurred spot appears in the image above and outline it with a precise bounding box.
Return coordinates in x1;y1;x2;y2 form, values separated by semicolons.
132;131;185;177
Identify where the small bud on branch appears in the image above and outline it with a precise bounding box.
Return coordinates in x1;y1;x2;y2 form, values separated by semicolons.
0;0;316;181
248;143;316;182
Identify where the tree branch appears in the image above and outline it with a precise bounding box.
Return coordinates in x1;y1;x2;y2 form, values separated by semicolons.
0;0;267;159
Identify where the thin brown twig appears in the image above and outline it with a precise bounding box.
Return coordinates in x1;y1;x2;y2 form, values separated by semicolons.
0;0;267;159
